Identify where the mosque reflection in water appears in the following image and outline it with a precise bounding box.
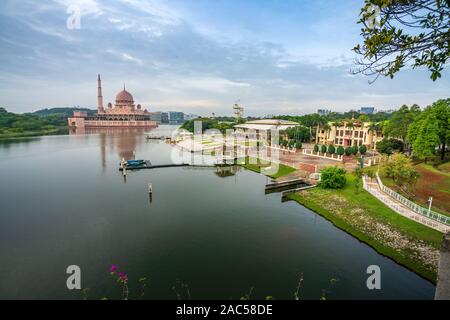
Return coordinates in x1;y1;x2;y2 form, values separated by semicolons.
69;127;241;178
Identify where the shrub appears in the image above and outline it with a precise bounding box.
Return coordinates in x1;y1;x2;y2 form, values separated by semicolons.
328;144;336;154
321;145;327;154
351;145;359;155
289;140;295;148
337;146;344;156
295;141;302;149
318;166;347;189
313;144;319;153
359;145;367;155
376;138;404;155
344;147;352;156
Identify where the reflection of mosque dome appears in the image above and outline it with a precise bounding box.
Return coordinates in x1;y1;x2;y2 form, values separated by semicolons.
115;88;134;104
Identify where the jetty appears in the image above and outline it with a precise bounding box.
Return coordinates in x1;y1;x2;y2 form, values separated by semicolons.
146;135;170;140
265;178;312;194
119;160;232;171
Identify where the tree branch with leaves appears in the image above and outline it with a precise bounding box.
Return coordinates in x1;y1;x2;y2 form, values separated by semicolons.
353;0;450;82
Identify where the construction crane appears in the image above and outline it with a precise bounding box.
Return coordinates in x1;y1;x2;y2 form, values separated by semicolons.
233;101;244;120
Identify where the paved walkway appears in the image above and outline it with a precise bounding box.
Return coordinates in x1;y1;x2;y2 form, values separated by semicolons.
364;178;450;233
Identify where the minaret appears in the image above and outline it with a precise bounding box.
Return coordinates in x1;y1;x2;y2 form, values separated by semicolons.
98;74;104;114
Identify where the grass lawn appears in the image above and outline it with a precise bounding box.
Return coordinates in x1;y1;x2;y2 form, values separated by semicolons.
238;156;296;179
287;174;443;283
381;162;450;216
438;162;450;174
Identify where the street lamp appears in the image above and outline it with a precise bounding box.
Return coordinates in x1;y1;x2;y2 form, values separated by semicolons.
427;196;433;215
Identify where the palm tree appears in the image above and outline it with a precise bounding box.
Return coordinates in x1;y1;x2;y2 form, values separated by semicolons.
346;121;355;147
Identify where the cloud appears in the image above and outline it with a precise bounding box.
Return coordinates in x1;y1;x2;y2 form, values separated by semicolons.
0;0;449;115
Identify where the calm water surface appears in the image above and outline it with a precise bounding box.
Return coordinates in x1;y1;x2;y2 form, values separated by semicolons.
0;127;435;299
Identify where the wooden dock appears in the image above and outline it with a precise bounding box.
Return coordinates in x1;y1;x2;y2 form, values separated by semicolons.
119;161;232;171
265;178;311;194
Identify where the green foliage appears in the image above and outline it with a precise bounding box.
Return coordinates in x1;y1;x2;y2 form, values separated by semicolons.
376;138;404;155
351;145;358;155
381;153;420;195
0;107;68;138
318;166;347;189
321;144;327;154
353;0;450;81
336;146;344;156
383;105;421;142
313;144;319;153
359;144;367;155
328;144;336;154
295;141;302;149
408;98;449;160
180;118;238;134
285;126;311;142
412;114;440;160
344;147;352;156
288;140;295;148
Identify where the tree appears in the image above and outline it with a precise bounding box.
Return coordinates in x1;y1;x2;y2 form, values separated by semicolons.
412;114;440;161
408;99;449;160
289;140;296;148
383;105;420;143
351;145;359;155
376;138;404;155
353;0;450;82
381;153;420;195
345;147;353;156
321;144;327;154
328;144;336;154
359;144;367;155
319;166;347;189
314;144;319;153
337;146;345;156
295;141;302;149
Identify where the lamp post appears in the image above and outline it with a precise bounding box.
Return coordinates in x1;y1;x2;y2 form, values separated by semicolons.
427;196;433;215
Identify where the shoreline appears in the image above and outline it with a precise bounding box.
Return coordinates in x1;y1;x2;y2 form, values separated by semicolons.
284;187;441;284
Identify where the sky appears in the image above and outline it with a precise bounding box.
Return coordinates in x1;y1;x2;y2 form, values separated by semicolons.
0;0;448;116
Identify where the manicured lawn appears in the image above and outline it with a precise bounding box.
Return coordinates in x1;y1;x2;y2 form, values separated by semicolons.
238;157;296;179
382;162;450;216
287;174;443;283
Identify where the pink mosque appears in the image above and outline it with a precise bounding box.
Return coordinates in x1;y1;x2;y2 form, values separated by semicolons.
68;75;158;128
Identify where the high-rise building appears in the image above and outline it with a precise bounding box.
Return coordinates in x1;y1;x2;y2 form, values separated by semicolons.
360;106;375;115
317;109;331;116
169;112;185;125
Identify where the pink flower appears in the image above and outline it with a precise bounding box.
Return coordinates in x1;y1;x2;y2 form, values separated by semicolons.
110;265;118;273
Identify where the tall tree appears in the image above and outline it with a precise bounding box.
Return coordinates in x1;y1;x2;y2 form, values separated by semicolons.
408;98;449;159
353;0;450;82
412;114;440;160
383;104;421;143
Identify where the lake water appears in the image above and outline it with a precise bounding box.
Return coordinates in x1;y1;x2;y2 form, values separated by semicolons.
0;126;435;299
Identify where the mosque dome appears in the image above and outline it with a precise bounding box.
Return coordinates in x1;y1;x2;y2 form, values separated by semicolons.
115;86;134;104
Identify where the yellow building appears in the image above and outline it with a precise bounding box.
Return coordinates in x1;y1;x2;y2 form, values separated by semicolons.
316;121;383;150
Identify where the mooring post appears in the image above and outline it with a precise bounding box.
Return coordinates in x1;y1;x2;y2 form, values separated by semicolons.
435;232;450;300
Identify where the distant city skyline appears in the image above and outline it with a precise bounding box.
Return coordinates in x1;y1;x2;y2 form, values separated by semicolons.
0;0;449;116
